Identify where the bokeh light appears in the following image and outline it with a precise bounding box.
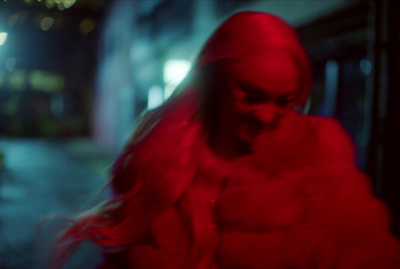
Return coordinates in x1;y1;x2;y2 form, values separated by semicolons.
62;0;76;9
58;2;66;11
9;71;27;91
45;0;56;9
40;17;54;31
79;18;95;35
8;14;18;27
163;59;191;100
0;32;8;46
29;70;65;92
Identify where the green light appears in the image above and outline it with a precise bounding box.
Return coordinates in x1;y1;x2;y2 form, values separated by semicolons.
29;70;65;92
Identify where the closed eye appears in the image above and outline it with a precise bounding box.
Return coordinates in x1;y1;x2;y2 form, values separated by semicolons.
276;98;295;107
242;88;267;104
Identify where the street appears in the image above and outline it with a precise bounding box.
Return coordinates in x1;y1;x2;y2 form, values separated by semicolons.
0;139;115;269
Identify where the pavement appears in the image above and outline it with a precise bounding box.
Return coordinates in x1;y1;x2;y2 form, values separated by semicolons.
0;138;117;269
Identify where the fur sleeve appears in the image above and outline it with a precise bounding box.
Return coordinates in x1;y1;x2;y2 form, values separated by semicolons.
314;118;357;168
302;118;400;268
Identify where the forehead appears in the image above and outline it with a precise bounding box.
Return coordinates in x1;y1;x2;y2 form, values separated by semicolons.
218;50;300;96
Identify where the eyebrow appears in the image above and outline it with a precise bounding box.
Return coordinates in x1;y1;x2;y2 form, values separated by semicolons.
238;81;297;98
279;91;297;99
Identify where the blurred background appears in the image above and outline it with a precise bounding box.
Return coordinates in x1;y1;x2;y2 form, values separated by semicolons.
0;0;399;268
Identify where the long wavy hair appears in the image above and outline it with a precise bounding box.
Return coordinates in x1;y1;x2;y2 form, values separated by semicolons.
49;11;311;268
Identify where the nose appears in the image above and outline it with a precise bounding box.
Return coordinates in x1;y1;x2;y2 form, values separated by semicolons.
253;104;279;124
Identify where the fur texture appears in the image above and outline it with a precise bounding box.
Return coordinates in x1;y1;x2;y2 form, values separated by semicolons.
96;112;400;268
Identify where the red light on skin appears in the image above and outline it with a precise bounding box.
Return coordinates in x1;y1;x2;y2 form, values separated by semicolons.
210;49;301;158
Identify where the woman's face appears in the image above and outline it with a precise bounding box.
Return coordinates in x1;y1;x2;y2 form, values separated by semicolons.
214;50;301;147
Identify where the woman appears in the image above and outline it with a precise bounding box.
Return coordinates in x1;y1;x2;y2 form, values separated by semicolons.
53;11;400;268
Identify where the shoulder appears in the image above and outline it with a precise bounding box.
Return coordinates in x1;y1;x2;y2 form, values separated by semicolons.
313;117;357;165
294;115;356;166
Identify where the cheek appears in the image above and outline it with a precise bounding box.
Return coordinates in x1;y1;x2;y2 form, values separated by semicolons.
277;107;292;118
230;93;253;116
220;90;248;120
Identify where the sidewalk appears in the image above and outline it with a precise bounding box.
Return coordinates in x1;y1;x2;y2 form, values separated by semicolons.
0;138;115;269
